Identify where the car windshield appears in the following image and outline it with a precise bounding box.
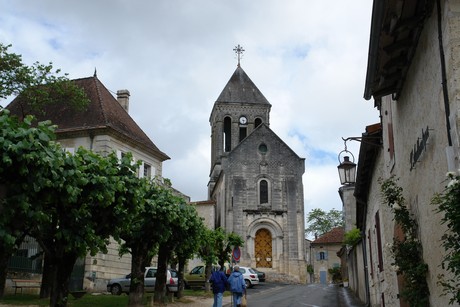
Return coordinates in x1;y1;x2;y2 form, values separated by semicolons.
169;270;178;278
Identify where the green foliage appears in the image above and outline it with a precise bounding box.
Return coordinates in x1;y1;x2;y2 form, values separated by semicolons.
432;171;460;305
380;176;429;306
307;264;314;275
0;109;60;255
305;208;344;238
0;43;89;114
343;227;362;246
328;266;342;283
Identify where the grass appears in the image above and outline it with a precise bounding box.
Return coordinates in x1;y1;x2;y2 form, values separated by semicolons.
0;289;217;306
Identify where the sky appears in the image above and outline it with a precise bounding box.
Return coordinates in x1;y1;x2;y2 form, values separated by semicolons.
0;0;379;221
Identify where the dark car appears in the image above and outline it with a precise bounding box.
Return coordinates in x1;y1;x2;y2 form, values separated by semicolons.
252;268;266;282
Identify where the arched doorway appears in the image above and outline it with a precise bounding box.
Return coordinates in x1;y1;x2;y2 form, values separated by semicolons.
255;228;272;268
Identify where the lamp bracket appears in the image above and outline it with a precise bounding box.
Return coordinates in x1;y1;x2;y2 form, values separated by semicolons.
342;136;382;148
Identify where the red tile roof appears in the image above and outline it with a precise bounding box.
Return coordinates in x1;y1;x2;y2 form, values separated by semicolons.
6;75;169;161
312;227;344;244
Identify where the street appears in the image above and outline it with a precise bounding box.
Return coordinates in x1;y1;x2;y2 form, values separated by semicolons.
225;283;366;307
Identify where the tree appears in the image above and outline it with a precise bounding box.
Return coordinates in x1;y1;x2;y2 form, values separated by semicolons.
196;227;244;292
0;43;88;114
0;43;89;299
155;201;204;303
173;212;206;299
305;208;344;238
215;229;244;271
116;178;190;307
0;111;61;298
31;148;140;307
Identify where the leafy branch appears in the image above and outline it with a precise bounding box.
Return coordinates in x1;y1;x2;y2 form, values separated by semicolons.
432;171;460;305
380;176;429;306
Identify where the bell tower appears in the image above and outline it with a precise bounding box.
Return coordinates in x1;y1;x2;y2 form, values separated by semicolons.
208;46;271;196
206;46;306;283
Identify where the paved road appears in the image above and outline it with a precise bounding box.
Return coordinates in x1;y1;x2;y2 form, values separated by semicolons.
224;283;366;307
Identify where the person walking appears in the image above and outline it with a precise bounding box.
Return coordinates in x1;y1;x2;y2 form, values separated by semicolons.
210;265;228;307
227;265;246;307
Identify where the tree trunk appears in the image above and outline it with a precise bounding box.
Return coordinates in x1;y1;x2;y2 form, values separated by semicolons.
128;244;150;307
204;263;212;292
177;256;186;299
40;252;55;298
49;251;78;307
154;244;169;303
0;248;11;299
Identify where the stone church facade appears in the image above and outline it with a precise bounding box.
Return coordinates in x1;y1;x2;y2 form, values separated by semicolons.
208;64;307;282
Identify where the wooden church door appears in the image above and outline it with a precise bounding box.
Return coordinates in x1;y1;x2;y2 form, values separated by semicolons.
255;228;272;268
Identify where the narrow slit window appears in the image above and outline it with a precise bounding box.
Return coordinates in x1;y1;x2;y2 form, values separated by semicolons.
260;179;268;204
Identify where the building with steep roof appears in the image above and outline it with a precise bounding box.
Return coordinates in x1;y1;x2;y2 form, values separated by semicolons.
349;0;460;305
6;74;174;292
310;227;344;284
208;63;306;283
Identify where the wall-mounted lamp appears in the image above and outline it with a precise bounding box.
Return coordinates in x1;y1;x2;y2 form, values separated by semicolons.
337;139;357;185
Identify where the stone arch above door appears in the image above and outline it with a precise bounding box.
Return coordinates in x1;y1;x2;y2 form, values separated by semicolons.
247;218;284;269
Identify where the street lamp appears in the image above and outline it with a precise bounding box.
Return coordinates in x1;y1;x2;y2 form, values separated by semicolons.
337;141;356;185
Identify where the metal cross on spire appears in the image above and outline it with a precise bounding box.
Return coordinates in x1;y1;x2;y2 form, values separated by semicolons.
233;44;245;67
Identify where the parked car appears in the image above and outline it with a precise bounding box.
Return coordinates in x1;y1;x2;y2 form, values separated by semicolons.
184;265;226;289
107;267;178;295
252;268;266;282
230;266;259;288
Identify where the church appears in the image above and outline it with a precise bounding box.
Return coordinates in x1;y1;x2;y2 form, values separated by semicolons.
207;46;307;282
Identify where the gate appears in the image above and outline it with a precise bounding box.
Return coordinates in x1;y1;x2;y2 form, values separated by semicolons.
255;228;272;268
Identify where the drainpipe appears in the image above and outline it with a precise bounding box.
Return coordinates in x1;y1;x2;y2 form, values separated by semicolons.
361;206;371;306
436;0;452;147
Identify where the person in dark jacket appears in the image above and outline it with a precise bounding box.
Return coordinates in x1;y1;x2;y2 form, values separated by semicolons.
210;265;228;307
227;265;246;307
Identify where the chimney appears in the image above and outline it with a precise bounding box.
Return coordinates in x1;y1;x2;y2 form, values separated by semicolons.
117;89;130;112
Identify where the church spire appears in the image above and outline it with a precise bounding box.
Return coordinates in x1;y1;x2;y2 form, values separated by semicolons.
233;44;245;67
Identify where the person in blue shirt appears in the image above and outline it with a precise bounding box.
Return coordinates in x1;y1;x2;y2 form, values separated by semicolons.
210;265;228;307
227;265;246;307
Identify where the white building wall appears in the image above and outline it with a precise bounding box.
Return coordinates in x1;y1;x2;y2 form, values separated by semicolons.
364;150;400;307
372;1;460;305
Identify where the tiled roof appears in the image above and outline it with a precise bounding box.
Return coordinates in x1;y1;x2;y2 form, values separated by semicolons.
312;227;344;244
190;200;216;206
216;66;271;105
6;75;170;161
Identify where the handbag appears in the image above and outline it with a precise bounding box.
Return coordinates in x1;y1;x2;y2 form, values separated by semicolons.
241;294;247;307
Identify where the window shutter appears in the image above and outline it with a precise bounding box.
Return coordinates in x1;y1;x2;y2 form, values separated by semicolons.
375;211;384;272
139;161;144;178
324;251;328;260
316;252;320;261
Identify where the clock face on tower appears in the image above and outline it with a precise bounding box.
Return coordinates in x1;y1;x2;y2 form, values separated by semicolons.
239;116;248;125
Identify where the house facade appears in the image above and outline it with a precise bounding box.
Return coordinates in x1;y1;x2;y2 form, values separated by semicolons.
343;0;460;306
310;227;344;284
6;74;173;292
208;64;307;283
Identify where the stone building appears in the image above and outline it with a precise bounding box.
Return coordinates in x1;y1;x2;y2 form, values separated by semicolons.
6;74;174;292
208;63;307;283
310;227;344;284
347;0;460;306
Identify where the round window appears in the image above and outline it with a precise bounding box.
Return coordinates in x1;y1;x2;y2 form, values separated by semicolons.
258;144;268;154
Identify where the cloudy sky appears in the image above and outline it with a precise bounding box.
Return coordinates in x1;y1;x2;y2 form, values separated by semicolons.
0;1;378;220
